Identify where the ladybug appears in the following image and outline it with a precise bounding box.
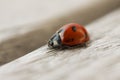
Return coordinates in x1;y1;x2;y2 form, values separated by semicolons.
48;23;90;49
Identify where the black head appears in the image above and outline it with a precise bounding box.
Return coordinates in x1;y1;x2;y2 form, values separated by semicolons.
48;33;62;49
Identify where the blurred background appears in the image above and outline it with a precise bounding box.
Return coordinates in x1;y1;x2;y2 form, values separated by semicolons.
0;0;120;65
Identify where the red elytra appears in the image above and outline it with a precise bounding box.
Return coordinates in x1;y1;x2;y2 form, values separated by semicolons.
48;23;90;49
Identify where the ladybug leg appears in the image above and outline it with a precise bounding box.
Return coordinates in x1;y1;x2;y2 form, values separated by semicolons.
82;43;87;47
58;44;72;50
62;45;79;49
60;45;70;50
73;43;87;48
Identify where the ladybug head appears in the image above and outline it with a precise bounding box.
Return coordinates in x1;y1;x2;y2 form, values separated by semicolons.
48;33;62;49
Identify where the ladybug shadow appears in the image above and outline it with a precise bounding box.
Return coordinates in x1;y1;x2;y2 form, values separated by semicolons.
46;41;91;57
47;43;89;52
61;43;88;50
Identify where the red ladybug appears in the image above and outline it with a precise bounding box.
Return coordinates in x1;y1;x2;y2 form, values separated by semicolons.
48;23;90;49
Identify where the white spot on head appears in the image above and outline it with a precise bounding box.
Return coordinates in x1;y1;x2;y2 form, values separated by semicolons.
59;32;62;37
53;40;58;46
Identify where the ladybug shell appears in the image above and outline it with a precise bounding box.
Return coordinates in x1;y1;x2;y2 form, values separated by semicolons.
60;23;89;46
48;23;89;49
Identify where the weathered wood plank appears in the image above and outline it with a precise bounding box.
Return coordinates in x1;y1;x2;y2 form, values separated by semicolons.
0;0;120;65
0;8;120;80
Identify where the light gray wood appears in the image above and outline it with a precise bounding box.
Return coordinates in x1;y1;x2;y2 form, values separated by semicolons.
0;0;120;65
0;8;120;80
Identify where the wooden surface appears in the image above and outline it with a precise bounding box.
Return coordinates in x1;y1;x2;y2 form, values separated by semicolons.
0;8;120;80
1;0;120;65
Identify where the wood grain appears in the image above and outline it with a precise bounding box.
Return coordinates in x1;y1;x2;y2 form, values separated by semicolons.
0;8;120;80
0;0;120;65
